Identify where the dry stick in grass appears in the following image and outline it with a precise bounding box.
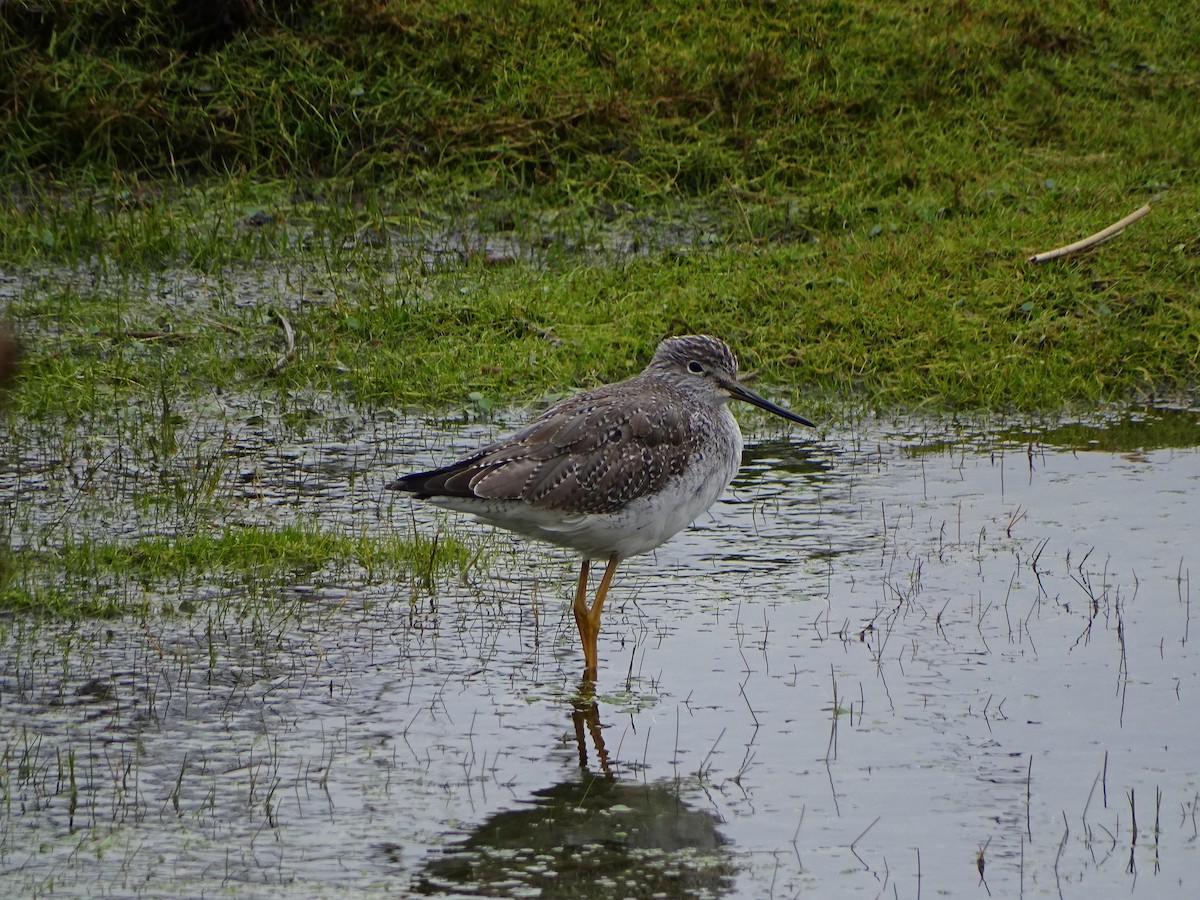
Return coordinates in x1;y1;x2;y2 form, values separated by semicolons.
1028;203;1152;263
270;309;296;373
121;330;195;342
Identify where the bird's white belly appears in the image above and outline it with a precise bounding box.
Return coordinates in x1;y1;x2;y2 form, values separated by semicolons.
430;425;742;560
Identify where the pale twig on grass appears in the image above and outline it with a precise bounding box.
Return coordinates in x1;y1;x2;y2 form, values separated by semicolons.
1028;203;1152;263
270;310;296;373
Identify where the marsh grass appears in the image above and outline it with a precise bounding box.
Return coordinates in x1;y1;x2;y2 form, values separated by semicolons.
3;174;1197;418
0;352;479;620
0;0;1198;625
63;523;468;582
0;523;474;617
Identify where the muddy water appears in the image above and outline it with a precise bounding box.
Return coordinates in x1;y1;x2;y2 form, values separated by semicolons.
1;400;1198;897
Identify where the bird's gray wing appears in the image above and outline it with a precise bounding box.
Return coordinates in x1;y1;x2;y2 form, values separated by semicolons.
422;383;698;514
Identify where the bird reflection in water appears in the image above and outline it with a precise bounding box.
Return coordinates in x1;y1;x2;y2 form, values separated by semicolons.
571;680;612;778
409;687;736;898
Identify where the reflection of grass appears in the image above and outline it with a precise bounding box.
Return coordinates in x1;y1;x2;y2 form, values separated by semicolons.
907;405;1200;455
0;525;476;617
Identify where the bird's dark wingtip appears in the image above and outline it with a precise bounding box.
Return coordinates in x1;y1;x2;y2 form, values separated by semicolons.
385;471;425;493
386;465;480;499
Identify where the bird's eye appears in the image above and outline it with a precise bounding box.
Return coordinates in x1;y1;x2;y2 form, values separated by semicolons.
687;360;705;375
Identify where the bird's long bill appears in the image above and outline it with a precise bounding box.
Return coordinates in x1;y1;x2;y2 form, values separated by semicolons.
726;380;815;427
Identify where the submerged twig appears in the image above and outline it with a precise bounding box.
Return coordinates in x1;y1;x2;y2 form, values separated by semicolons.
849;815;880;870
1028;203;1152;263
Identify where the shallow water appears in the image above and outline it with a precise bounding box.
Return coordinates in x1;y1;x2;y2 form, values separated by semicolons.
1;400;1199;897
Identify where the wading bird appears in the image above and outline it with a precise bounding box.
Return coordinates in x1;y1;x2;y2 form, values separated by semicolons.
388;335;813;680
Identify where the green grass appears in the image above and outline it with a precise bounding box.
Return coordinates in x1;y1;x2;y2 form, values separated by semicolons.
300;211;1199;413
1;1;1197;415
4;1;1198;203
65;523;466;581
3;179;1196;418
0;523;476;617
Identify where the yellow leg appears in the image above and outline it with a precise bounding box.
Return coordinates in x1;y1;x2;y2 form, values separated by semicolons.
574;553;620;681
571;558;592;666
588;552;620;642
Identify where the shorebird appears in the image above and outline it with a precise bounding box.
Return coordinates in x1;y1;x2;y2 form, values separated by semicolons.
388;335;813;680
